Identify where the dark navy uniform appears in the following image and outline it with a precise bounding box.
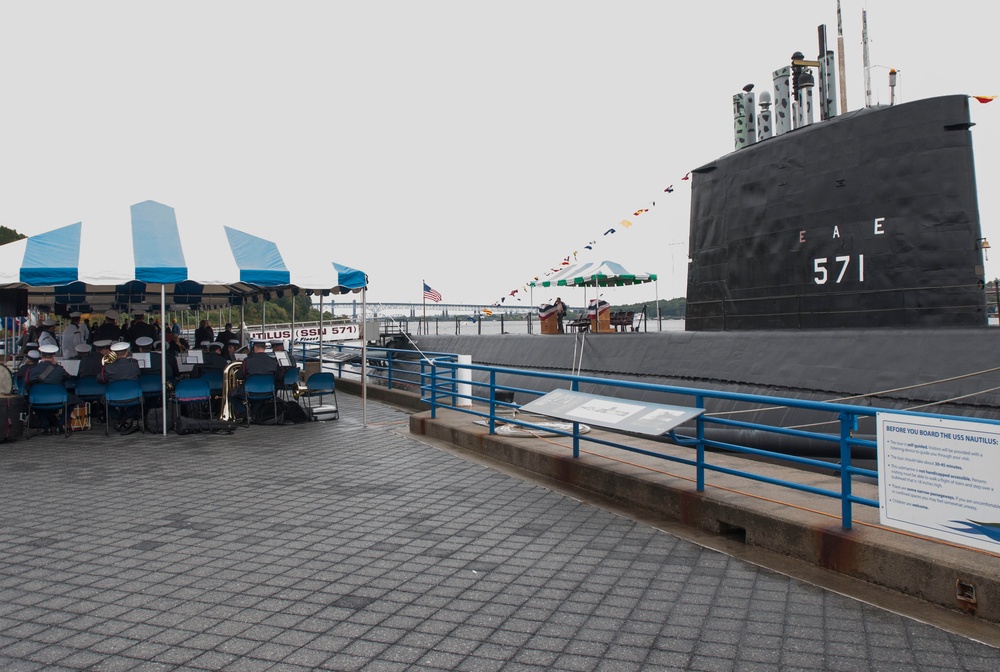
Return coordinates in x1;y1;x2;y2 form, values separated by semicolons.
91;320;122;344
99;356;141;384
78;351;105;380
128;318;157;350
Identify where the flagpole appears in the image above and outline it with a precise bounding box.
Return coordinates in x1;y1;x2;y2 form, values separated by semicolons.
422;279;427;336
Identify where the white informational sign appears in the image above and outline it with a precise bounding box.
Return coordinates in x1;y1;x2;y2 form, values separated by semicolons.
877;412;1000;553
518;389;703;436
246;324;361;343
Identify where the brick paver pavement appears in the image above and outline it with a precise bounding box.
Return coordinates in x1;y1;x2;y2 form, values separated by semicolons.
1;394;997;671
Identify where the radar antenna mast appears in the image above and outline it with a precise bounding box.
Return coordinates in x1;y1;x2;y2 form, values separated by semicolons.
836;0;848;112
862;9;872;107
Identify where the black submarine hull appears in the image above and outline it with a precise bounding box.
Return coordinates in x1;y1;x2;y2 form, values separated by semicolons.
686;95;986;331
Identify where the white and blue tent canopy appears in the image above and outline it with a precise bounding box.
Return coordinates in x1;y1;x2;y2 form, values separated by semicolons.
529;260;656;289
0;200;367;311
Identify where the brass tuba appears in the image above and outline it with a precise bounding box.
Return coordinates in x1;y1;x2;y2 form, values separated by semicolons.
102;350;118;365
219;361;243;422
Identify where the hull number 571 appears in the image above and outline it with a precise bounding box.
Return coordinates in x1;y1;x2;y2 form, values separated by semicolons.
813;255;865;284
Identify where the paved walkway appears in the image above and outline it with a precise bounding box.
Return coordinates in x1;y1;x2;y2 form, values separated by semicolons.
0;395;997;671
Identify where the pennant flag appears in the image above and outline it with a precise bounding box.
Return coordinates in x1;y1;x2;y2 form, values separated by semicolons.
423;282;442;303
467;316;477;323
604;228;616;235
681;172;691;180
974;95;997;104
483;308;493;316
509;289;518;296
584;244;593;250
620;220;633;229
664;185;674;193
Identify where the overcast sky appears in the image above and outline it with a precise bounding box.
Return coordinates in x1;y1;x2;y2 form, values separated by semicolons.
1;1;996;309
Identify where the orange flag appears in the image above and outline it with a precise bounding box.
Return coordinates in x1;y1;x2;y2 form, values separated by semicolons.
974;96;996;104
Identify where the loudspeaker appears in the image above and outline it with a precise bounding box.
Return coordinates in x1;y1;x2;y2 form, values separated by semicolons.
0;289;27;316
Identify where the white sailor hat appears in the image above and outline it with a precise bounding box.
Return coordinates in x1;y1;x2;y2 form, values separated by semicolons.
269;339;284;347
26;349;40;360
41;318;56;327
199;341;210;348
110;342;130;353
133;310;145;317
209;342;223;351
152;341;163;350
135;336;154;348
69;311;83;318
105;310;120;320
228;339;240;346
39;344;59;355
93;339;113;349
25;341;38;349
75;343;93;354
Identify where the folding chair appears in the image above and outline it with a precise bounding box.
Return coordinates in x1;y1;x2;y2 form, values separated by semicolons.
74;376;107;427
104;379;145;435
243;374;278;427
301;372;338;420
173;378;212;420
199;368;224;415
140;372;165;406
26;383;69;438
75;376;105;404
279;367;300;401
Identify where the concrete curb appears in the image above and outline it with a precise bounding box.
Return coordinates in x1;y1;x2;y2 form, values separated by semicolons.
403;402;1000;626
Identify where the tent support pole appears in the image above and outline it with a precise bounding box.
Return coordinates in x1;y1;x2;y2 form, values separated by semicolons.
361;288;367;427
161;285;167;436
319;293;324;378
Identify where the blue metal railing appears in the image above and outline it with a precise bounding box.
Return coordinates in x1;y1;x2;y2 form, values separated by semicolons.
295;341;1000;531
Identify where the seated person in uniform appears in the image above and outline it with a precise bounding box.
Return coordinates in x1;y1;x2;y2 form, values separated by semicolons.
195;342;230;375
224;339;241;363
25;344;72;434
14;348;39;395
136;336;179;383
99;341;142;434
271;339;299;393
234;340;279;419
78;342;106;380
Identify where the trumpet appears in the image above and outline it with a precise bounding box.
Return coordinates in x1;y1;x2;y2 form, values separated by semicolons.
219;361;243;422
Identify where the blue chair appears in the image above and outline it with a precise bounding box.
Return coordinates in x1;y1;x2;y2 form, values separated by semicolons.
13;374;26;397
243;374;278;427
279;367;300;400
199;368;224;414
139;373;165;404
104;379;144;435
74;376;107;427
301;372;338;419
75;376;106;404
26;383;69;438
173;378;211;419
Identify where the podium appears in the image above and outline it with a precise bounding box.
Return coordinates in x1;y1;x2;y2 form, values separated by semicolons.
588;300;611;333
538;304;559;334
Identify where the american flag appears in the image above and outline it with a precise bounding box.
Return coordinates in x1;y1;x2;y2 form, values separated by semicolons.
423;282;442;303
